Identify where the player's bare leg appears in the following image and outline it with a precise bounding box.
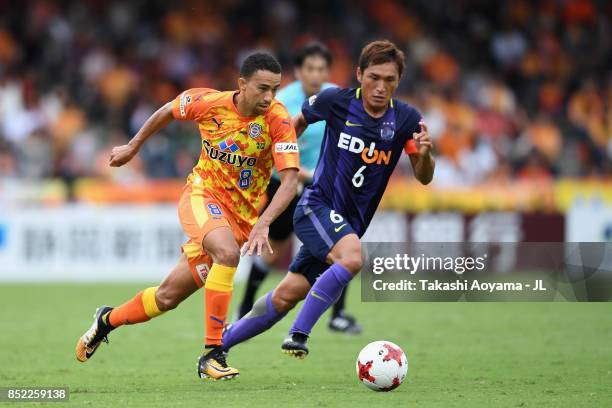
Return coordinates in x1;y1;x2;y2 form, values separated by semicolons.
282;234;362;358
197;226;242;380
76;254;196;362
237;237;291;318
223;271;310;354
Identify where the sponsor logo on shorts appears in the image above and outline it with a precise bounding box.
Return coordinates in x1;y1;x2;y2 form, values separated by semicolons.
202;140;257;168
275;142;299;153
195;263;210;283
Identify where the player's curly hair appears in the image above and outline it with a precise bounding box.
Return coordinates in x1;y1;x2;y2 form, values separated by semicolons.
240;52;282;79
358;40;406;77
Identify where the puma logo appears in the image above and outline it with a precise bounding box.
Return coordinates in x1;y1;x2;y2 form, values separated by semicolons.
212;117;223;129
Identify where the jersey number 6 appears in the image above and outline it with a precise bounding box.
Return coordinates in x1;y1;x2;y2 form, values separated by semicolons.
352;165;366;188
330;210;344;224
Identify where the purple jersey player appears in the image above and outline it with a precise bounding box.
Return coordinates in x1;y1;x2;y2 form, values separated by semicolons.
224;40;435;360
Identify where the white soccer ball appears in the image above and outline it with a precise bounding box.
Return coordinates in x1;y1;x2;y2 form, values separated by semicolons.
356;340;408;391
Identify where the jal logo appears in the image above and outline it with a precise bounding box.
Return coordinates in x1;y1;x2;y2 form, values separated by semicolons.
275;143;299;153
337;132;391;165
179;92;192;117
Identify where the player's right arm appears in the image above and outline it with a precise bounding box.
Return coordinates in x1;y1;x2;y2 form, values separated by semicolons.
110;88;215;167
109;102;174;167
293;112;309;138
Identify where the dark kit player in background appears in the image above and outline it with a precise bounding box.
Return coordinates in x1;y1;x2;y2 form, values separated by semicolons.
221;39;435;360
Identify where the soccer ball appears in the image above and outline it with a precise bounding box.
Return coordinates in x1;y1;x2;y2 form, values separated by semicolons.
356;340;408;391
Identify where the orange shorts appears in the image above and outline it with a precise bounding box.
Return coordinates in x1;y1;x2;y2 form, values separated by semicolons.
178;183;251;287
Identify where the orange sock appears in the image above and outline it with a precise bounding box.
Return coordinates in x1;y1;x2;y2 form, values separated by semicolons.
204;288;232;345
204;264;237;346
108;286;164;327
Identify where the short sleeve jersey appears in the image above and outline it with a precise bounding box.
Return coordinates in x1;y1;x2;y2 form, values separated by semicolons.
275;81;336;174
172;88;299;227
299;87;421;235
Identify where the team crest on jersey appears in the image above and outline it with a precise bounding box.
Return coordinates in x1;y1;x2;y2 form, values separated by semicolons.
380;122;395;141
248;122;263;139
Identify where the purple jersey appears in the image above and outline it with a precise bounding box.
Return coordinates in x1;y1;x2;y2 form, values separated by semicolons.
299;87;421;236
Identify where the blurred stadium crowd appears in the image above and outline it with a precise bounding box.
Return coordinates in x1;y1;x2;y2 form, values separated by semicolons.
0;0;610;188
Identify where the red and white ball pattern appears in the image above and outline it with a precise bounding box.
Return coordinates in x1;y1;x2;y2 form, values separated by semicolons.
356;341;408;392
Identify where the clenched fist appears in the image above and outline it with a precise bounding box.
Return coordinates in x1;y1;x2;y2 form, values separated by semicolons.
109;144;138;167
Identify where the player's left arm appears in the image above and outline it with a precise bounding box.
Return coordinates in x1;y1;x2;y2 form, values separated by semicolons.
242;107;300;256
242;168;299;256
408;120;435;185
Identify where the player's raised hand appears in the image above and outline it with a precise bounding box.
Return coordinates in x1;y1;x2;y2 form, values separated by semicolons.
109;143;137;167
413;121;433;155
241;222;273;257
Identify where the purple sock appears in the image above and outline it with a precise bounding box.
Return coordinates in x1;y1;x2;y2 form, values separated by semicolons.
290;263;353;336
222;290;286;351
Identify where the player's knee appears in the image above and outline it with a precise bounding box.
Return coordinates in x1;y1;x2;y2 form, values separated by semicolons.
271;289;299;313
335;251;363;275
155;286;181;311
212;246;240;267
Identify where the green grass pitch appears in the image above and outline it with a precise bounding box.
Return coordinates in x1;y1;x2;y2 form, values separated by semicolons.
0;277;610;407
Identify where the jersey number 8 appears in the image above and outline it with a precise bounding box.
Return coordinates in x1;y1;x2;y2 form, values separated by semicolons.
239;169;252;189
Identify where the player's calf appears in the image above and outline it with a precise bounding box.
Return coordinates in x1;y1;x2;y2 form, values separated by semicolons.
271;288;301;313
155;283;186;311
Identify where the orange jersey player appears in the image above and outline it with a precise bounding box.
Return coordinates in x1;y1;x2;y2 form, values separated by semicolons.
75;53;300;381
172;86;299;284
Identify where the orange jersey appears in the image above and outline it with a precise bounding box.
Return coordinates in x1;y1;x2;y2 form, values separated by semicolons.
172;88;299;227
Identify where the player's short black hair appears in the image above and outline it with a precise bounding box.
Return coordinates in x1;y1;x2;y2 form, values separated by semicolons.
240;52;282;79
294;42;333;68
